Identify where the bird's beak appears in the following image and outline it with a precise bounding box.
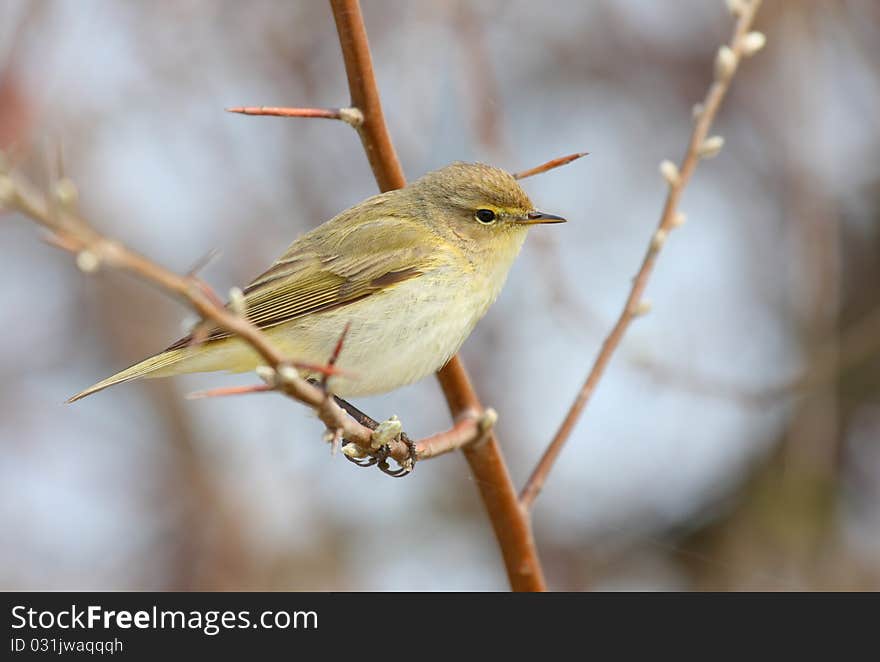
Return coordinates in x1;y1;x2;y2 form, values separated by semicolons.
519;211;567;225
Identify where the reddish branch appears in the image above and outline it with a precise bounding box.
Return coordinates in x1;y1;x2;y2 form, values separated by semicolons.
319;321;351;391
327;0;546;590
187;384;274;399
519;0;765;510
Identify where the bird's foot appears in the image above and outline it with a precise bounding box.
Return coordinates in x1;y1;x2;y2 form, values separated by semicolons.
341;415;417;477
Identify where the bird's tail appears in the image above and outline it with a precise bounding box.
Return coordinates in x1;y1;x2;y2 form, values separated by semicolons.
68;348;189;403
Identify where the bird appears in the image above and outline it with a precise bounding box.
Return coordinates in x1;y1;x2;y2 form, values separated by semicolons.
68;162;565;402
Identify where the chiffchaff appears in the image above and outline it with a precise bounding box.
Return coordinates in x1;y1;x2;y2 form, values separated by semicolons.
69;162;565;402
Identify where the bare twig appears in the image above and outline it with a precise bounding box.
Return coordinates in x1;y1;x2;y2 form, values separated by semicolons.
186;384;274;400
513;152;588;181
227;106;363;128
321;321;351;390
520;0;766;510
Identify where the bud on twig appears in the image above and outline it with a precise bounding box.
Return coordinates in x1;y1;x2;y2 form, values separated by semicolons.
338;107;364;128
671;212;687;228
699;135;725;159
479;408;498;432
741;31;766;57
715;45;738;80
228;286;246;318
632;300;652;317
76;250;100;273
659;160;680;186
650;229;668;251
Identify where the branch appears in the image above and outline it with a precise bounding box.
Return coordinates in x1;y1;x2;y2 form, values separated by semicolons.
0;167;488;467
520;0;767;510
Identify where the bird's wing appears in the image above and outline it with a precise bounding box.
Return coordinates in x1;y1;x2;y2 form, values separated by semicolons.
167;217;440;349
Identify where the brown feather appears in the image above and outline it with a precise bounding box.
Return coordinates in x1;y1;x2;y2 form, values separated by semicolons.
166;216;437;351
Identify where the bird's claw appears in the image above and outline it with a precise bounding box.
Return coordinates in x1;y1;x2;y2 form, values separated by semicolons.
341;429;417;478
377;433;417;477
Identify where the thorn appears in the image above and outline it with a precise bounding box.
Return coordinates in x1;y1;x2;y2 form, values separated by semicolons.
187;248;221;277
188;320;212;347
190;277;226;310
325;427;343;456
294;361;350;378
41;232;80;252
321;322;351;390
186;383;274;399
513;152;589;180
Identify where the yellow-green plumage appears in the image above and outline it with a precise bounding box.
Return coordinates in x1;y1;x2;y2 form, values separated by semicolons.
69;162;564;402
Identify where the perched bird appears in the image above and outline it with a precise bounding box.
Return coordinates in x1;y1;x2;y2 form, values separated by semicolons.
69;162;565;402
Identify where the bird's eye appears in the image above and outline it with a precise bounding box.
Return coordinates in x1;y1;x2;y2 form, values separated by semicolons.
475;209;497;224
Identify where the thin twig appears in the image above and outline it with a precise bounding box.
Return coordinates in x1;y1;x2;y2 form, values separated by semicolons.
520;0;766;511
321;321;351;390
513;152;588;180
227;106;363;128
186;384;274;400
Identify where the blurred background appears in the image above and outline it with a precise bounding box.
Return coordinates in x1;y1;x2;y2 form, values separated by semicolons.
1;0;879;590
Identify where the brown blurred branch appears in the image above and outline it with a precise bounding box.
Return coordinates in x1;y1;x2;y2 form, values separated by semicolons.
520;0;766;510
